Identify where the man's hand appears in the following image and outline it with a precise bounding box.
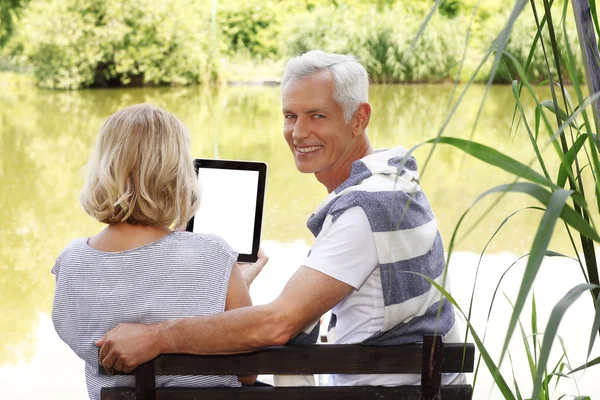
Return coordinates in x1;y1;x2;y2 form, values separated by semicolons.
236;249;269;288
95;322;163;374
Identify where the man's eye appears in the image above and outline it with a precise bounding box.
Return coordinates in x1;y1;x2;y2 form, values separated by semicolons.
284;115;297;120
313;114;325;119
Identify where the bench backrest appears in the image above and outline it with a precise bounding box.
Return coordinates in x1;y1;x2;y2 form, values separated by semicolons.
100;335;475;400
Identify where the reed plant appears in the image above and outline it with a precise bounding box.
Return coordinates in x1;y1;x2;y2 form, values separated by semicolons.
410;0;600;398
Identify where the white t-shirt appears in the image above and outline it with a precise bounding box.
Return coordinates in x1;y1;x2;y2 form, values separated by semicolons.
303;206;462;386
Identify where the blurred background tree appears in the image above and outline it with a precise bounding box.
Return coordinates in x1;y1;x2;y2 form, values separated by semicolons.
3;0;218;88
0;0;30;47
0;0;587;88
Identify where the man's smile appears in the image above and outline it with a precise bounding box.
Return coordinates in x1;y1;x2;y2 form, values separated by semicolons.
295;145;323;154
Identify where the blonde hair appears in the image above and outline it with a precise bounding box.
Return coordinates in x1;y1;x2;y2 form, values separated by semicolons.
80;103;200;228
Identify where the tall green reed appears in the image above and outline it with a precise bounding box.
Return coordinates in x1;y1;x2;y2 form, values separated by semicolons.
410;0;600;398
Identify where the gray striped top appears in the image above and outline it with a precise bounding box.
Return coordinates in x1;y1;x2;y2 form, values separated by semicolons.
51;231;241;400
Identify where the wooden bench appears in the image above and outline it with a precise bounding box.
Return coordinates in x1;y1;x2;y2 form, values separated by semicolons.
99;335;474;400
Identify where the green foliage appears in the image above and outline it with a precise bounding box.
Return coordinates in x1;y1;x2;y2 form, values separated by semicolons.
0;0;30;47
282;4;464;83
3;0;582;87
9;0;218;89
438;0;461;18
483;8;585;83
423;0;600;397
218;1;282;59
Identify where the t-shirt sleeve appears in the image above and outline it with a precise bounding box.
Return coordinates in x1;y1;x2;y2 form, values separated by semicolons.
51;239;87;278
199;233;239;312
203;233;239;263
51;256;61;278
302;206;378;289
51;242;75;278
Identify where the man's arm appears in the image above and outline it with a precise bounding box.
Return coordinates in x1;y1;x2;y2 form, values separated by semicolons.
97;266;354;373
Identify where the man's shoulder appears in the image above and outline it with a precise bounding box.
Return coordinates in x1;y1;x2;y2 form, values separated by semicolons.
329;186;435;234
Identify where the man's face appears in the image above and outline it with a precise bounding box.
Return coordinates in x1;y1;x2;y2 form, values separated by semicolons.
281;70;355;175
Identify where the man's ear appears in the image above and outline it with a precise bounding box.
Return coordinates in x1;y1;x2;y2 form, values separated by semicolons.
352;103;371;136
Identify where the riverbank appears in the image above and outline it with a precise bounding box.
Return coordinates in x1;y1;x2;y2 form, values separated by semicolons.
0;69;534;90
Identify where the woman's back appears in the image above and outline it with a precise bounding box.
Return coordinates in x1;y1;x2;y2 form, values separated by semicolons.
52;230;241;399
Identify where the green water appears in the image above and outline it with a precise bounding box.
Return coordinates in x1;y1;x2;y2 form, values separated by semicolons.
0;80;575;369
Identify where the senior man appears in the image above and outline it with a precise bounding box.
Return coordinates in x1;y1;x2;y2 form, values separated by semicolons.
96;50;462;386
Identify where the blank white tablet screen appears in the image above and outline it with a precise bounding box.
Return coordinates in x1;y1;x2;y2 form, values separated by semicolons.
193;168;259;254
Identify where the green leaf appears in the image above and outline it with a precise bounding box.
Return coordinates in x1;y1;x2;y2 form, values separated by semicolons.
505;293;537;381
487;0;528;84
466;208;546;326
501;53;600;183
465;208;553;393
511;0;555;119
592;133;600;152
589;0;600;40
499;190;575;369
560;86;577;117
535;104;542;142
532;284;599;400
547;371;569;378
550;358;568;390
508;351;524;400
510;80;522;138
557;134;589;188
568;354;600;374
489;251;569;324
476;183;597;242
457;0;528;178
512;83;552;182
588;294;600;360
540;100;578;129
406;271;517;400
532;292;538;362
426;137;557;189
402;0;443;64
538;0;569;139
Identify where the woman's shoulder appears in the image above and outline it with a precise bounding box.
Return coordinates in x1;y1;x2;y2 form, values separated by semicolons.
170;231;237;259
56;238;89;258
51;238;89;275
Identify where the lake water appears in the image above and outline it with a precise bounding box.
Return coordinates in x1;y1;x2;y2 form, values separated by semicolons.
0;78;598;399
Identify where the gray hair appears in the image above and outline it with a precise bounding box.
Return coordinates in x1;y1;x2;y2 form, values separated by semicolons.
281;50;369;123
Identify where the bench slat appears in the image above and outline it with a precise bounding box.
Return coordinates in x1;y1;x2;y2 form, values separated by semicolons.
101;384;474;400
100;343;474;376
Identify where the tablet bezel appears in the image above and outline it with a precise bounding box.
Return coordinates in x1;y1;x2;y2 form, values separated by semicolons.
186;159;267;263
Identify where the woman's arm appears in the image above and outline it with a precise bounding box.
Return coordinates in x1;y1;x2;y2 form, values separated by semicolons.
224;264;257;385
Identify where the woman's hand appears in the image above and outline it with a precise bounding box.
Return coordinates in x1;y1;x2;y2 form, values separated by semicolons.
236;249;269;288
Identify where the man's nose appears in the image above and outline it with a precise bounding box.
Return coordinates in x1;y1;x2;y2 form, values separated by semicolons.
292;117;309;140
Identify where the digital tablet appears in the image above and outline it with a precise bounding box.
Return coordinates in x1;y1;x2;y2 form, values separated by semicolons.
186;159;267;262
